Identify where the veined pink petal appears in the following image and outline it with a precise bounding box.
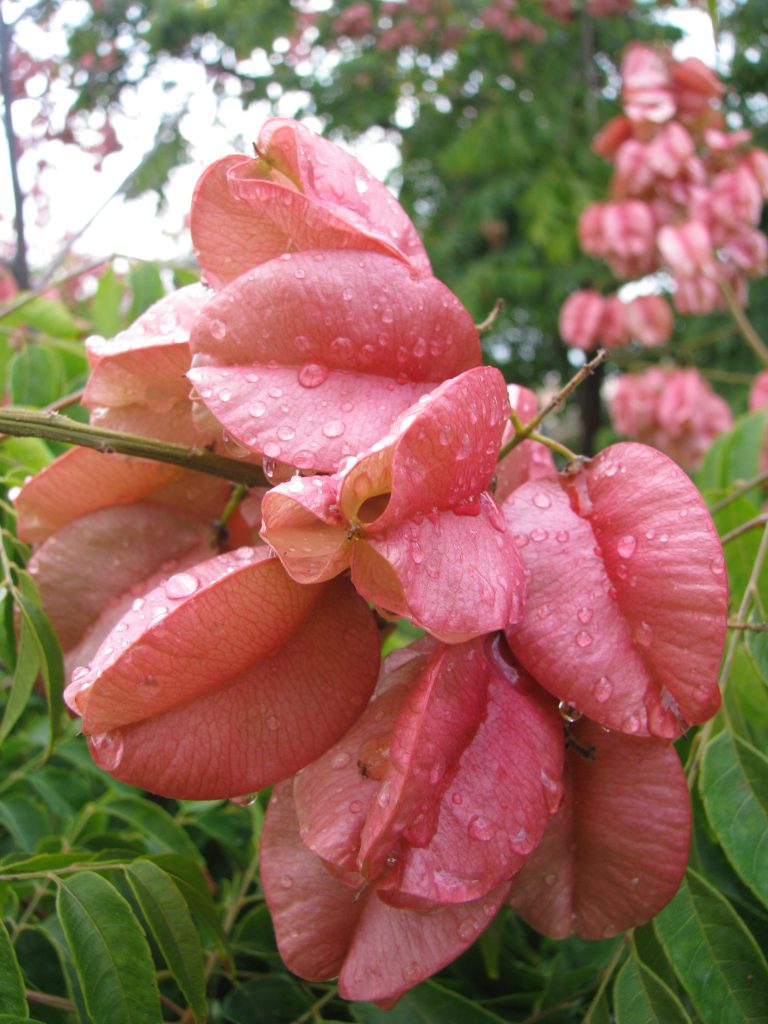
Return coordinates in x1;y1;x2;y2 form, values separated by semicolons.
72;554;379;798
504;444;727;737
339;366;510;529
360;496;525;641
84;285;206;409
508;720;690;939
189;251;480;472
14;447;230;544
258;474;349;584
261;780;510;1004
191;118;429;288
30;504;215;682
295;638;563;905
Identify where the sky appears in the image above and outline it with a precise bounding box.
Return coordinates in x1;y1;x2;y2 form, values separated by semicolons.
0;3;724;282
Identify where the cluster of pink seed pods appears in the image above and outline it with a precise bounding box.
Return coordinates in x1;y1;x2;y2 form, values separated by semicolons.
14;118;728;1004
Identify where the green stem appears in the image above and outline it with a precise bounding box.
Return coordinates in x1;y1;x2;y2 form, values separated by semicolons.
0;408;268;487
498;350;606;463
719;277;768;366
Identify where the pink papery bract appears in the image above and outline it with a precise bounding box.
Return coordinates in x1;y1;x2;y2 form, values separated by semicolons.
65;547;380;798
83;285;216;446
261;367;527;641
261;780;511;1004
30;503;216;680
503;443;727;737
188;250;480;473
190;117;430;289
14;447;230;544
508;719;690;939
292;637;564;906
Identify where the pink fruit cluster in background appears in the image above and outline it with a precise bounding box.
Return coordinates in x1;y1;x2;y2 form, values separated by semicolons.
14;119;728;1005
609;366;733;472
560;42;768;351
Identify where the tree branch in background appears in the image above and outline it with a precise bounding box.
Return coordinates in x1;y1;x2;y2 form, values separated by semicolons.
0;8;30;289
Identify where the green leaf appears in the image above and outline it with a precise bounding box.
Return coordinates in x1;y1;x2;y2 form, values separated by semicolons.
126;860;207;1023
145;854;228;953
222;976;312;1024
698;410;767;498
654;869;768;1024
8;347;66;408
724;645;768;750
0;796;51;853
56;871;162;1024
128;263;164;323
0;437;53;479
0;296;78;339
0;919;27;1017
14;582;65;757
583;992;612;1024
90;266;125;338
614;954;691;1023
351;980;509;1023
701;730;768;908
102;797;201;861
0;614;41;744
0;851;98;875
0;1016;48;1023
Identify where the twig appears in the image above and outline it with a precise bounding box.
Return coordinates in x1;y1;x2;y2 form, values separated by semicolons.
0;408;268;487
719;521;768;688
475;298;504;333
721;514;768;545
0;9;29;289
709;469;768;513
719;276;768;366
727;619;768;633
291;986;338;1024
26;990;75;1011
497;349;607;461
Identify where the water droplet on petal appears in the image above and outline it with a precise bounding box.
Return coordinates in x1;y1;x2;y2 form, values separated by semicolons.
558;700;582;723
623;713;641;734
594;676;613;703
209;318;226;340
617;534;637;558
575;630;593;648
323;420;344;438
264;442;281;460
90;730;124;771
635;621;653;647
530;528;548;542
165;572;199;599
710;556;725;575
349;800;363;814
298;363;329;388
230;792;258;807
533;492;551;509
331;751;351;769
468;815;496;842
577;606;593;625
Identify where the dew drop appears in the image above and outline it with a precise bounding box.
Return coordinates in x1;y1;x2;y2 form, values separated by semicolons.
90;730;124;771
593;676;613;703
279;874;293;889
381;308;394;324
635;621;653;647
230;792;258;807
709;556;725;575
468;815;496;842
165;572;199;599
575;630;593;648
248;402;266;418
264;442;281;459
349;800;364;814
266;715;279;731
277;425;296;441
617;534;637;558
556;530;570;543
322;420;345;438
533;491;551;509
558;700;582;723
209;318;226;340
298;362;329;388
451;792;463;806
530;528;548;542
577;606;593;625
331;751;351;770
623;713;641;734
